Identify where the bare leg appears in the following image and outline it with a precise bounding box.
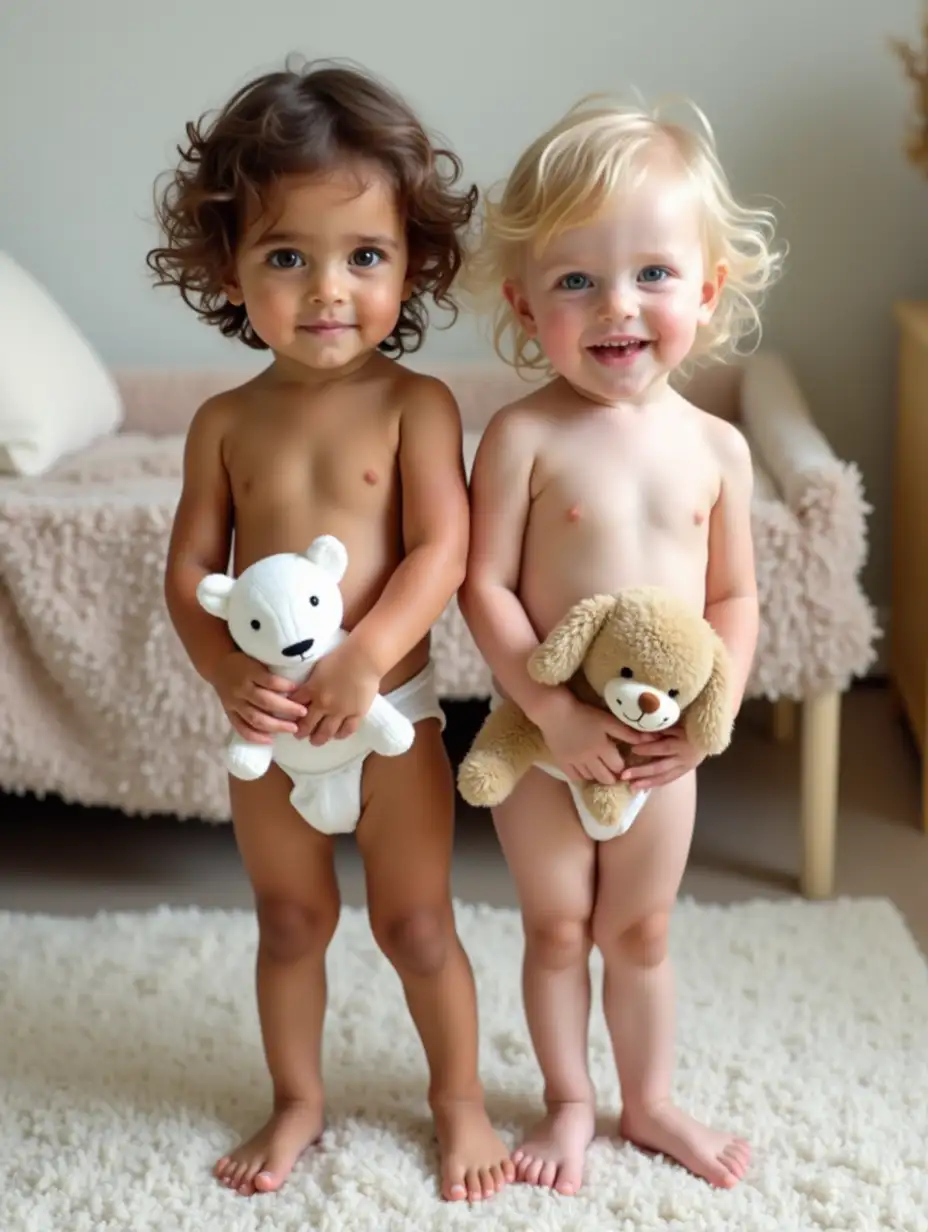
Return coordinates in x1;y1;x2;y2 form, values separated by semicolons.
492;768;597;1196
214;766;340;1197
592;773;751;1188
357;720;513;1203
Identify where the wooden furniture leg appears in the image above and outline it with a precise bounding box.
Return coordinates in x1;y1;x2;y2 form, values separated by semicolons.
800;690;842;899
772;697;795;742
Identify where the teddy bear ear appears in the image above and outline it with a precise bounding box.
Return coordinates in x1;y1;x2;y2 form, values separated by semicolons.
196;573;236;619
528;595;615;685
683;633;735;756
304;535;348;583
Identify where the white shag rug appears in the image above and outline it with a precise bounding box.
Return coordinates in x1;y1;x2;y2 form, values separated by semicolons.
2;899;927;1232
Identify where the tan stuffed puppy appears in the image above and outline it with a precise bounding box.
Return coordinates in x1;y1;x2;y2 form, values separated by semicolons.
458;586;735;834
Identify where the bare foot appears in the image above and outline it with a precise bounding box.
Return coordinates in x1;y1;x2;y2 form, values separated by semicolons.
213;1098;324;1197
433;1098;515;1202
620;1101;751;1189
512;1100;595;1196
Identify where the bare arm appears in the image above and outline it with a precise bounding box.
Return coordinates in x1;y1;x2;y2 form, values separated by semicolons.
163;397;237;684
350;376;470;676
458;408;571;724
164;397;305;742
704;421;759;712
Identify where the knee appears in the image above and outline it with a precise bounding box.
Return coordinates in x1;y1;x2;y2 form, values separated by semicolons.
372;905;451;977
593;911;671;968
255;897;338;963
525;917;591;970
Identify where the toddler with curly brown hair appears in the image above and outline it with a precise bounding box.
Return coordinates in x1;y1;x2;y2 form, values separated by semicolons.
149;59;512;1204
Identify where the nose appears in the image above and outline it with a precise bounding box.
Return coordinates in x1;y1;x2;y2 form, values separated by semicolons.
598;283;638;322
307;266;345;305
282;638;315;658
638;691;660;714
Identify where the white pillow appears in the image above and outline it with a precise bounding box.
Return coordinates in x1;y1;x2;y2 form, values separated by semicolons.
0;252;124;476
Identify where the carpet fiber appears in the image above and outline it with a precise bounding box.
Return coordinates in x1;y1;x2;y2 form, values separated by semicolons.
2;898;926;1231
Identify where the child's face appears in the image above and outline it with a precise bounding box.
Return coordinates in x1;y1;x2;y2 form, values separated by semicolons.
506;168;725;405
226;164;412;372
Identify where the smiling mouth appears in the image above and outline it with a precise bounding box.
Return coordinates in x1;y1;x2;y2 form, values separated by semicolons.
298;323;355;334
589;339;651;356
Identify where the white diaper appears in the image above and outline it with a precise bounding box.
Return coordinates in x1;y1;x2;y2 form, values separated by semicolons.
275;664;446;836
488;688;648;841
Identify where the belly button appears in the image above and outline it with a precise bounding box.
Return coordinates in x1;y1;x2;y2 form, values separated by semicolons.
363;469;378;486
567;503;582;523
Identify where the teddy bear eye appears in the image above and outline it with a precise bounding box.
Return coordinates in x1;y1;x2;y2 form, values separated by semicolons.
669;688;679;698
620;667;633;679
310;596;319;607
250;619;261;630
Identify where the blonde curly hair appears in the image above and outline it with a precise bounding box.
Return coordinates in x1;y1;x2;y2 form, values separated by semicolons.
465;95;783;376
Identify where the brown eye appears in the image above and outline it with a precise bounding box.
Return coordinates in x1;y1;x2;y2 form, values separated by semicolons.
669;688;679;698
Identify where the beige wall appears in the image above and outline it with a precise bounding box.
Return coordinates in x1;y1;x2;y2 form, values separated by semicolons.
2;0;926;607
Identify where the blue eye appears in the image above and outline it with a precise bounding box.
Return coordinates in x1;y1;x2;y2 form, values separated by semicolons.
558;272;592;291
267;249;304;270
639;266;669;284
351;248;384;268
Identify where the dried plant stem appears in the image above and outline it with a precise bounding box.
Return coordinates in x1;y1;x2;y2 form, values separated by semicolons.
891;14;928;175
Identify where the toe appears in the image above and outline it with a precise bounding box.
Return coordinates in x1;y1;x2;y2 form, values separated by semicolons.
511;1147;525;1166
708;1158;738;1189
555;1162;582;1196
490;1163;506;1192
442;1161;467;1202
539;1160;558;1189
479;1167;495;1199
524;1156;545;1186
465;1168;483;1202
213;1156;230;1179
502;1156;516;1184
254;1170;281;1193
231;1161;249;1190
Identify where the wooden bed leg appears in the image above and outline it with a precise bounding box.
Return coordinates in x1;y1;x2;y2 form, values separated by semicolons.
772;697;795;743
800;690;842;900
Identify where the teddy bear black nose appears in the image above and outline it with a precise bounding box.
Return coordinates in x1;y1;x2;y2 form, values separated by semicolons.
282;638;315;657
638;691;660;714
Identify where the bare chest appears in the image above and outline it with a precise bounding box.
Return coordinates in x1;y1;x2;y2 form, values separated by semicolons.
224;399;400;519
532;420;718;539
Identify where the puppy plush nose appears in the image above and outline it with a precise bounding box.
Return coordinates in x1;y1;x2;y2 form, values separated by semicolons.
638;691;660;714
282;638;315;657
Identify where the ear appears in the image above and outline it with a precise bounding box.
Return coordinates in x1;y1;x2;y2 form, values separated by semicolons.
196;572;235;619
697;260;727;326
528;595;615;685
503;279;538;338
304;535;348;583
683;632;735;755
222;280;244;307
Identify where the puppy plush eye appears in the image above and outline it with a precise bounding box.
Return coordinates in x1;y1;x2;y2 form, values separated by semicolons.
668;688;679;698
310;596;319;607
620;667;633;679
250;619;261;630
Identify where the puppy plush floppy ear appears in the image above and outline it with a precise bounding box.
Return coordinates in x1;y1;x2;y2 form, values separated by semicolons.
528;595;615;685
683;632;735;755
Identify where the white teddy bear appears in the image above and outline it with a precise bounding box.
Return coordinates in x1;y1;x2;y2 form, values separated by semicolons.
196;534;414;833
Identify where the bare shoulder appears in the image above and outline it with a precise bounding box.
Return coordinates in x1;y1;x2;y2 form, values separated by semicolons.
183;387;244;459
684;399;752;480
391;365;460;425
477;378;559;458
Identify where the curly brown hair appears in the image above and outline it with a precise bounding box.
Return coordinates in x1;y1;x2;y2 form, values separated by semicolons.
146;60;478;355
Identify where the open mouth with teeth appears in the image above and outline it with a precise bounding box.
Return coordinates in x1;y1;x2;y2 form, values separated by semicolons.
588;339;652;364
